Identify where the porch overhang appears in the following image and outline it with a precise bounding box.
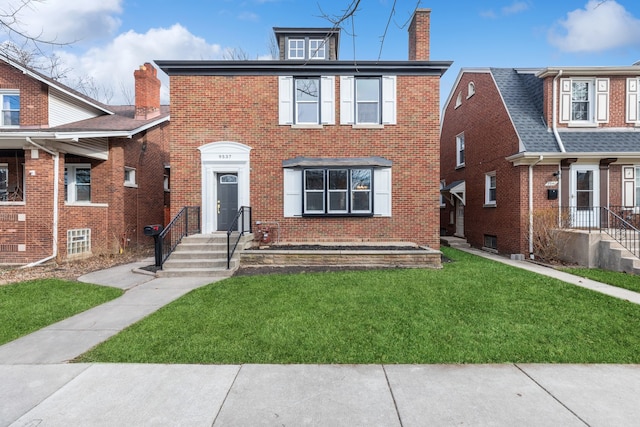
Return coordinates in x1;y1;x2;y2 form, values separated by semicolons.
506;152;640;166
441;180;465;205
0;134;108;160
283;156;393;168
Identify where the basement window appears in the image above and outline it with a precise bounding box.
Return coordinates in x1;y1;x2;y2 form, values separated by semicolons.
67;228;91;256
483;234;497;251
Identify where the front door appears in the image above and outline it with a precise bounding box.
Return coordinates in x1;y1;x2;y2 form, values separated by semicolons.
455;199;465;237
217;173;238;231
570;164;599;228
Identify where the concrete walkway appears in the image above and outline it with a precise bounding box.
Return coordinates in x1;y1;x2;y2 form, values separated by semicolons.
1;251;640;426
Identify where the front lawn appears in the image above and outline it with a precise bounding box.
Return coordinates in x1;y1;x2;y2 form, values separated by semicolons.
0;279;123;345
77;248;640;364
560;267;640;294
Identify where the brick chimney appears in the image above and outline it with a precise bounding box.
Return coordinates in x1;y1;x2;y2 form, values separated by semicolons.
134;62;161;120
408;8;430;61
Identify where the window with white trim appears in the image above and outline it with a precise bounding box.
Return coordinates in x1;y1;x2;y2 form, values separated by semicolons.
626;78;640;123
560;77;609;124
340;75;396;125
467;82;475;98
485;172;496;205
288;39;304;59
279;76;335;125
455;91;462;108
65;164;91;203
0;91;19;127
124;167;136;187
284;167;391;217
308;39;326;59
456;133;465;167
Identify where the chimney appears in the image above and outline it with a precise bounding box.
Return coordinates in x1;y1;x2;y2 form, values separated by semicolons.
134;62;161;120
408;8;430;61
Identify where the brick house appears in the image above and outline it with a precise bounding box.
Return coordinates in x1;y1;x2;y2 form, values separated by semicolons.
440;66;640;261
156;9;450;259
0;57;169;265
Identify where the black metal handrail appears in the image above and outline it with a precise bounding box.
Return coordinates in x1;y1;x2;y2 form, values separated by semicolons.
600;207;640;259
227;206;252;269
156;206;201;268
558;206;639;259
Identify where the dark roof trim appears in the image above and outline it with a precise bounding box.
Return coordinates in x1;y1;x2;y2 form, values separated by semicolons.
155;60;452;77
283;156;393;168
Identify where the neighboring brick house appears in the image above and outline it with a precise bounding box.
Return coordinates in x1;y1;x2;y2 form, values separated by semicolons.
156;9;450;256
0;57;169;265
440;65;640;259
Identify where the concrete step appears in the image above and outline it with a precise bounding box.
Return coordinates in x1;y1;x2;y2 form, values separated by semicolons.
163;258;229;269
156;266;236;278
174;243;228;252
167;250;229;260
440;236;470;249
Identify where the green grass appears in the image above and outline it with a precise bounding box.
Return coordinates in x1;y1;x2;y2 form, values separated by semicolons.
0;279;123;345
77;247;640;364
560;267;640;294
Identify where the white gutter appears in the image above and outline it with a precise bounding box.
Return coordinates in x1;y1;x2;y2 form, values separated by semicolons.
529;155;544;259
22;138;60;268
552;70;566;153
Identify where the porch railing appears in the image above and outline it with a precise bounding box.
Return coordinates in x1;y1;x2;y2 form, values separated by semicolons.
227;206;252;269
157;206;201;268
559;206;640;259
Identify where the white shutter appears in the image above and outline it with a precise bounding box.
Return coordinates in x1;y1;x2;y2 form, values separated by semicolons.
340;76;354;124
373;168;392;217
320;76;335;125
283;168;302;217
627;78;639;123
560;78;571;123
595;78;609;123
278;76;294;125
382;75;397;125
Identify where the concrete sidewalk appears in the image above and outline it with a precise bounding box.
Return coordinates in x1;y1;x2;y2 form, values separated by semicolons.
2;363;640;426
2;250;640;425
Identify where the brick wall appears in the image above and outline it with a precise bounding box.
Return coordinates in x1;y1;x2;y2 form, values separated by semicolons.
170;73;442;248
0;62;48;126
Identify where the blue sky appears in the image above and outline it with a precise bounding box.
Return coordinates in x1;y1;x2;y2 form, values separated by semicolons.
4;0;640;106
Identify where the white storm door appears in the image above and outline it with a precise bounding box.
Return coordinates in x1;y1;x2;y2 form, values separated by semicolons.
570;164;600;228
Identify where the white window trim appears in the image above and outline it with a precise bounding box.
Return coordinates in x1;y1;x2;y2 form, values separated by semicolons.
279;76;335;126
339;75;396;126
560;77;609;125
455;133;465;168
626;77;640;125
308;39;326;60
0;90;20;128
467;82;475;99
485;172;496;206
288;38;305;60
65;163;91;204
455;91;462;109
124;167;137;188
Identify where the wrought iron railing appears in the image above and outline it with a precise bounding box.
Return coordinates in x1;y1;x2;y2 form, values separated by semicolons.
227;206;252;269
559;206;640;259
157;206;201;268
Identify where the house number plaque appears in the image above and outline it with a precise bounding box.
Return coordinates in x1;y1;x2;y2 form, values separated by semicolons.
218;154;232;160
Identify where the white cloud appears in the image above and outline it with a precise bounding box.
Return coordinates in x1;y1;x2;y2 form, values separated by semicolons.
480;1;529;19
56;24;223;104
7;0;123;44
548;0;640;53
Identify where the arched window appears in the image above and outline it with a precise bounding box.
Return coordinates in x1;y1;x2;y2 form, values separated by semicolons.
467;82;476;98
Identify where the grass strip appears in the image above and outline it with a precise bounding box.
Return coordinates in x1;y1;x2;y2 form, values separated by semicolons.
78;248;640;364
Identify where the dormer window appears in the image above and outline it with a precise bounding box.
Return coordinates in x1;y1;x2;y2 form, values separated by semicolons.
1;91;20;127
309;39;326;59
571;80;592;121
288;39;305;59
560;77;609;125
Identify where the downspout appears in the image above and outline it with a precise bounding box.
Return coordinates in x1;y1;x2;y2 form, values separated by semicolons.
552;70;566;153
22;138;59;267
529;155;543;259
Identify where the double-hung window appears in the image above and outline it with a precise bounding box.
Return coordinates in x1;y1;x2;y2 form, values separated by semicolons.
456;133;465;167
571;80;591;122
288;39;305;59
1;91;19;127
340;75;396;125
65;164;91;203
355;78;381;124
303;168;372;215
295;78;320;124
561;77;609;124
485;172;496;206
